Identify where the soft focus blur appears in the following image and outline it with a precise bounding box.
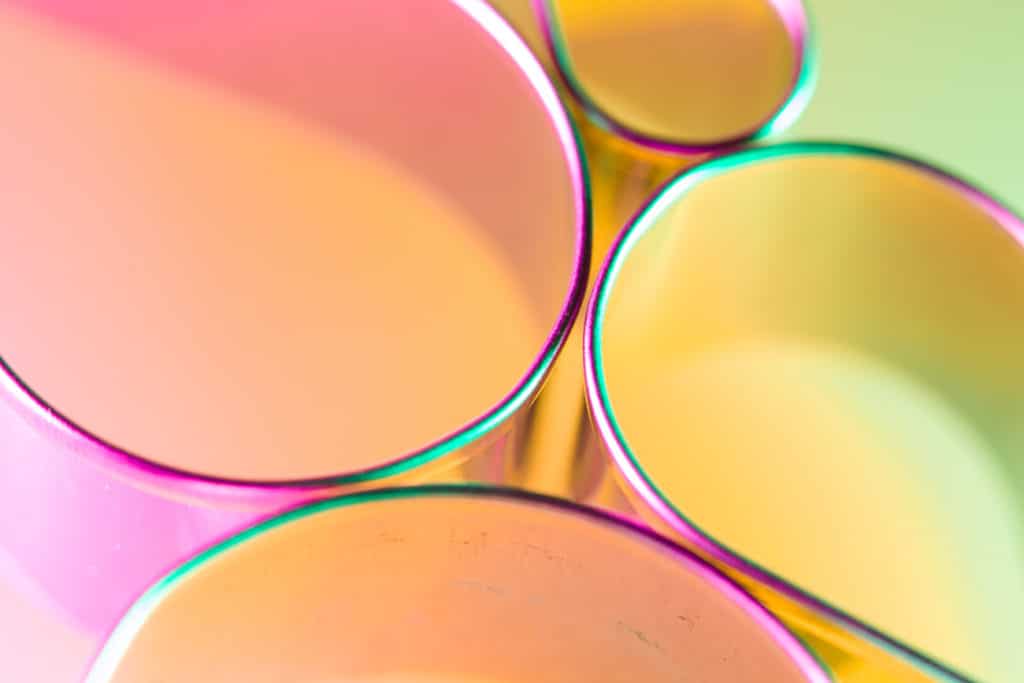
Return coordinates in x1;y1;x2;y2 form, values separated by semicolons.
0;0;1020;680
91;492;822;683
491;0;1024;212
0;2;581;680
599;152;1024;683
542;0;801;146
491;3;1024;681
779;0;1024;216
0;0;577;481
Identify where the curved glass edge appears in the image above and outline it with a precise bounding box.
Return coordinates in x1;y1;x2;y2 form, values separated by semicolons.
583;140;1024;683
533;0;818;154
84;484;832;683
0;0;593;495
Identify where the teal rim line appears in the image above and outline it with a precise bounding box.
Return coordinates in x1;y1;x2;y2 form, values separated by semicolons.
587;141;1024;683
536;0;818;154
0;0;593;493
85;484;833;683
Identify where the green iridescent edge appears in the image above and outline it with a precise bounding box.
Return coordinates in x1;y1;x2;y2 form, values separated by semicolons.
589;141;1023;683
539;0;819;151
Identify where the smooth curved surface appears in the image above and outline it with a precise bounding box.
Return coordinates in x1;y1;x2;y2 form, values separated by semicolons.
536;0;813;152
0;2;587;679
779;0;1024;217
586;143;1024;683
87;487;830;683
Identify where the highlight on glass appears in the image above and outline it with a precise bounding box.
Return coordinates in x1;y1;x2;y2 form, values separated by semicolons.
0;1;587;678
584;142;1024;683
533;0;815;153
86;486;832;683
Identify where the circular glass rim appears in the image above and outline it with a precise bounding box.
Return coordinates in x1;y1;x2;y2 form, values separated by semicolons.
0;0;593;492
533;0;817;154
85;484;833;683
584;140;1023;683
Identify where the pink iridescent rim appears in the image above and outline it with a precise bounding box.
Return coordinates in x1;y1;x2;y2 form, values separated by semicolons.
532;0;816;155
583;141;1021;683
86;484;833;683
0;0;592;496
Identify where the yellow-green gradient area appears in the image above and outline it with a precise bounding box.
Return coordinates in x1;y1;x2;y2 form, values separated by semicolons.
600;150;1024;683
782;0;1024;215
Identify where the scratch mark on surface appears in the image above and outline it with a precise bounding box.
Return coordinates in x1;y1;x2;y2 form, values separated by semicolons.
453;578;505;596
617;620;664;654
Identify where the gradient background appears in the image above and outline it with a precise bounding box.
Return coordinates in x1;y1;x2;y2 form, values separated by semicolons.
0;0;1021;681
490;1;1024;682
493;0;1024;215
0;2;583;681
778;0;1024;216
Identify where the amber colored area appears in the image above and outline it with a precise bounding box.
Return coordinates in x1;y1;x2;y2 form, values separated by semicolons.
0;3;576;481
549;0;797;144
600;154;1024;682
94;492;818;683
487;0;553;71
345;677;502;683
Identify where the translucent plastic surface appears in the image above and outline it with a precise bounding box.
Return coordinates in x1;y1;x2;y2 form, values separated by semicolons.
586;144;1024;683
87;487;830;683
536;0;812;151
0;2;587;680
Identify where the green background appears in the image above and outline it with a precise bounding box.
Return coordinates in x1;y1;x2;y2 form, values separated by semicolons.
781;0;1024;215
